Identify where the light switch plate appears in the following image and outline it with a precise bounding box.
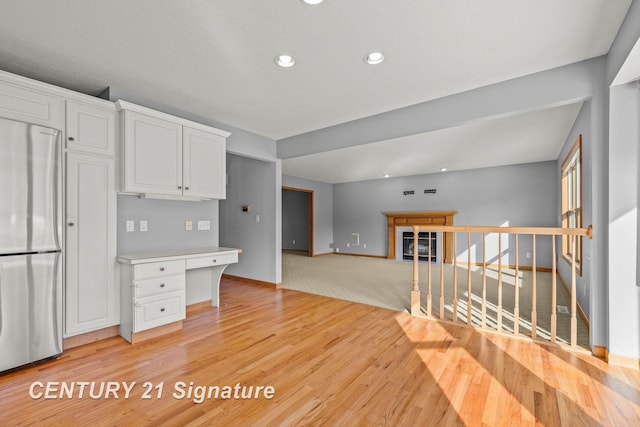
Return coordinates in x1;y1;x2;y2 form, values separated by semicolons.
197;220;211;230
139;220;148;232
185;220;193;231
126;220;135;232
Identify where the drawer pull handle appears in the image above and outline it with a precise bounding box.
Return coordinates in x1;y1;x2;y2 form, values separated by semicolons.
68;136;75;142
160;308;166;312
160;283;165;288
159;267;165;271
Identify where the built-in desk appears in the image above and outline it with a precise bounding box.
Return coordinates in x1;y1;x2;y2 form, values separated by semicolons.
117;247;241;343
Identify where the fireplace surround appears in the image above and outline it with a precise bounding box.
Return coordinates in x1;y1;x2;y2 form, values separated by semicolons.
383;211;457;263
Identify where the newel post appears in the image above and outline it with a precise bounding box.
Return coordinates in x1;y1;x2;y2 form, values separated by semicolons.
411;226;421;316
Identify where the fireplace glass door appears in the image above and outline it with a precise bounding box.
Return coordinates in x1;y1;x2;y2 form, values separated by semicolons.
403;232;436;262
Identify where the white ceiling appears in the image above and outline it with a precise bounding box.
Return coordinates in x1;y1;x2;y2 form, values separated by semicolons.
283;102;584;184
0;1;634;183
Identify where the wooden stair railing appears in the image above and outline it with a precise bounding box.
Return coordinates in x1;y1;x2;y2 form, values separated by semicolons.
410;225;592;347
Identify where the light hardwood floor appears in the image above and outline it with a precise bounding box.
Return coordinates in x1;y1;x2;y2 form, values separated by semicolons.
1;277;639;426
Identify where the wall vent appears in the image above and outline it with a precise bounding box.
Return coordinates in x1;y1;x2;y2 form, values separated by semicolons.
403;190;415;196
424;188;437;194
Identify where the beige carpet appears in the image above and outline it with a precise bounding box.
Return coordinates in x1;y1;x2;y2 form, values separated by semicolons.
282;251;589;349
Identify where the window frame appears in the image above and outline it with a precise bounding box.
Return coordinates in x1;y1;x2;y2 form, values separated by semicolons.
561;135;582;275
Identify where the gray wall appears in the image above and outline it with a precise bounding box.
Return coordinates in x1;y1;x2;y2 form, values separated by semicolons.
608;81;640;359
117;195;219;254
282;189;310;251
219;153;280;284
332;161;558;267
604;0;640;359
556;101;593;317
282;175;334;255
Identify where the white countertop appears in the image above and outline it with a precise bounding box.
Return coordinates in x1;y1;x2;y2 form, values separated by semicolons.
117;247;242;265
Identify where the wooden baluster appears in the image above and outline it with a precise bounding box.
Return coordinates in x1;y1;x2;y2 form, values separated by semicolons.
571;234;577;347
411;226;420;316
551;235;557;343
440;232;445;320
467;232;472;326
497;233;503;331
427;231;432;317
514;234;520;335
482;232;487;328
452;232;458;323
531;235;537;339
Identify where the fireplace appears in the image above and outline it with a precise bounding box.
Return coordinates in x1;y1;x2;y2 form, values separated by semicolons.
383;211;456;263
403;232;437;262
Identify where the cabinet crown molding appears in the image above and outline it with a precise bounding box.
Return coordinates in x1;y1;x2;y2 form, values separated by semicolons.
0;69;116;110
115;100;231;138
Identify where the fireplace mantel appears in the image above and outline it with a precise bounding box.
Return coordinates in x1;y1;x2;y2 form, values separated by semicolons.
383;211;457;263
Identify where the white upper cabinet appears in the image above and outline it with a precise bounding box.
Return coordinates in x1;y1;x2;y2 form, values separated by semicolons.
183;126;226;199
0;79;64;129
118;101;230;200
123;110;183;196
66;100;116;156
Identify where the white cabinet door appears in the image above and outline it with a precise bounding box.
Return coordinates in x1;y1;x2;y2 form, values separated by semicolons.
123;110;182;195
65;153;118;336
183;126;226;199
66;100;115;156
0;80;64;129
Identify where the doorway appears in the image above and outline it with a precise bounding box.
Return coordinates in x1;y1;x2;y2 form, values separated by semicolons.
282;186;314;257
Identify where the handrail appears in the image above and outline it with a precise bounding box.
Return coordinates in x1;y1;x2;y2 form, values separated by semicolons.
413;225;592;238
409;224;592;349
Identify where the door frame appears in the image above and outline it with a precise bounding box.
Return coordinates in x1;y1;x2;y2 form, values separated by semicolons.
282;186;314;257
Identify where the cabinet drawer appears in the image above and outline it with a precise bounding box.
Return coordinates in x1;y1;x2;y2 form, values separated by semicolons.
186;252;238;270
134;274;185;298
133;259;185;280
134;291;185;332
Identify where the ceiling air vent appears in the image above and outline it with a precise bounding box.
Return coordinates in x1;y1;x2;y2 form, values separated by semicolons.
424;188;437;194
403;190;415;196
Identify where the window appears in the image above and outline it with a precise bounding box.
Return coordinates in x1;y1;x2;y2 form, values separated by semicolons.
561;135;582;274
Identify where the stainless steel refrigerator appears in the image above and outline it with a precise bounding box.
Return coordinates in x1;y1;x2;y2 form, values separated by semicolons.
0;116;63;372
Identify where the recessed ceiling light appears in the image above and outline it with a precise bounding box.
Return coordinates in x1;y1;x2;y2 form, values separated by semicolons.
301;0;324;4
440;167;448;172
383;174;390;178
364;51;385;65
274;54;296;68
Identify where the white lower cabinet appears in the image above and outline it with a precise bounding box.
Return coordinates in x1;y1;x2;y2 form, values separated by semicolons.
134;291;185;332
119;260;186;342
65;152;118;336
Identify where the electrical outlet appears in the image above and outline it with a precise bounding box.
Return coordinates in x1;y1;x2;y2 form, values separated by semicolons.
335;248;340;253
347;243;350;247
526;252;531;258
185;220;193;231
364;243;367;248
126;220;135;232
293;239;296;245
255;214;260;223
197;220;210;230
139;220;148;232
